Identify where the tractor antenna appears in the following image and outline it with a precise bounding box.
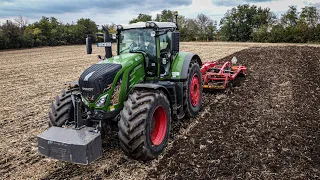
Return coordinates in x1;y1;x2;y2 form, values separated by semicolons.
174;11;179;30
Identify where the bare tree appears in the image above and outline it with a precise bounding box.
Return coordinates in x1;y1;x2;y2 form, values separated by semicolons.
14;15;29;29
197;13;213;40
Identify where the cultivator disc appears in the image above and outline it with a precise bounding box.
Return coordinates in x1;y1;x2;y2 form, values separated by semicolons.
201;57;247;89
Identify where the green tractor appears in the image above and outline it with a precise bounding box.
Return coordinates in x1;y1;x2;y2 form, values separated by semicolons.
37;12;203;164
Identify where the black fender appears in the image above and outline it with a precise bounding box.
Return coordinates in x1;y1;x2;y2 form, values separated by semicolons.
132;83;171;102
132;82;177;114
180;53;202;79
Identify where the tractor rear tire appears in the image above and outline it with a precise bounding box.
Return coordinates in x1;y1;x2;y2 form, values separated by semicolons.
118;89;171;161
48;87;79;127
184;59;203;118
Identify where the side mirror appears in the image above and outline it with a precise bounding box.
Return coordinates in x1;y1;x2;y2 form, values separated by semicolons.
86;36;92;54
171;32;180;53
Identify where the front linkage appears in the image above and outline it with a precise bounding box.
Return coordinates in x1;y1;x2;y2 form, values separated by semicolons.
38;91;103;164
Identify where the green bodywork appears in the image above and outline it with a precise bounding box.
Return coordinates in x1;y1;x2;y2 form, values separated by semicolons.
170;52;190;79
82;53;145;112
81;51;192;115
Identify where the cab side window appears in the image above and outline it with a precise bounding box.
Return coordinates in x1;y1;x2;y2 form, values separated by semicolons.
159;32;172;53
159;32;172;77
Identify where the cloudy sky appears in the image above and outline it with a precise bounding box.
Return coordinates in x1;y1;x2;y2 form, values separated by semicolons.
0;0;319;25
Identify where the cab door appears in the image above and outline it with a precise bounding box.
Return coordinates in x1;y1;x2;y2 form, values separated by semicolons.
158;32;172;79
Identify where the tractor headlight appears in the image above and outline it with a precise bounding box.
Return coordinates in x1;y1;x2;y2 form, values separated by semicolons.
150;22;156;28
116;25;123;31
95;94;108;107
146;22;157;28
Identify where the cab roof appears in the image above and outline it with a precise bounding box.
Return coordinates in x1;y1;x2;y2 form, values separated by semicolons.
120;21;177;30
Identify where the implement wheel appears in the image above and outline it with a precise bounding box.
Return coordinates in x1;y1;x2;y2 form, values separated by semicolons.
184;59;203;118
118;89;171;160
48;88;79;127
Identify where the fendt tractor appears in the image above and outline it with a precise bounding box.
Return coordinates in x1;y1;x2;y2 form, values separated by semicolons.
37;12;246;164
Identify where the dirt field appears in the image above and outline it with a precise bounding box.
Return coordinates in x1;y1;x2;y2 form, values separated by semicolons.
0;42;319;179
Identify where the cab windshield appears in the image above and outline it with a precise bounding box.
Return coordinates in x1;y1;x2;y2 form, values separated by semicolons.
119;29;156;56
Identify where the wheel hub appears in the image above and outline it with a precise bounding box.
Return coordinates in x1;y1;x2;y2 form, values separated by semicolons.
150;106;167;146
190;74;200;106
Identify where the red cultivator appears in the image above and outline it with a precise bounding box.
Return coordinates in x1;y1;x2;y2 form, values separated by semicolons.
201;57;247;89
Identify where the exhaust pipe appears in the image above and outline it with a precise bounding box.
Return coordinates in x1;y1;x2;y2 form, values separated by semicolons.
102;26;112;58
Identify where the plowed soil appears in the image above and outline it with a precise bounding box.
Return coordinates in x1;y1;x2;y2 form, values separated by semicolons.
0;42;319;179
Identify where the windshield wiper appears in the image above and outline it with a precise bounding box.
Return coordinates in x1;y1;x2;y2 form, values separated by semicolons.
119;42;134;54
119;48;129;54
130;49;146;54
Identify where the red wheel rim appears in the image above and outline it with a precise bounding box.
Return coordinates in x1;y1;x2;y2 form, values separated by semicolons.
150;106;167;146
190;74;200;106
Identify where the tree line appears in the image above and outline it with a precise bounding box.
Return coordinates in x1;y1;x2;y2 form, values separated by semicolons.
1;5;319;50
221;5;320;43
128;10;218;41
0;16;98;49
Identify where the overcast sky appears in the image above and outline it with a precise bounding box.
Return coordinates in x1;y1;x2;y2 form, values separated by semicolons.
0;0;319;25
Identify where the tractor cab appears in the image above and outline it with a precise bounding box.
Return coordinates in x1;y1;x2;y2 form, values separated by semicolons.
115;21;180;79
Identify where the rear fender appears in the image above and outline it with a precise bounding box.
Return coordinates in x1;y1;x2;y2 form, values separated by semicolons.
171;52;202;80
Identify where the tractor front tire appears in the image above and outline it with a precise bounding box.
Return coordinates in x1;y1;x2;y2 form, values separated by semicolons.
48;88;79;127
118;89;171;161
184;59;203;118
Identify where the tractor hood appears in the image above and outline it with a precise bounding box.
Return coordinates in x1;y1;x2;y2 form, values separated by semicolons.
99;53;144;68
79;53;144;102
